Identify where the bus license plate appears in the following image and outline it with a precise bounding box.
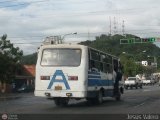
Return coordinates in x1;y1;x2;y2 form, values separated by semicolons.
55;86;62;90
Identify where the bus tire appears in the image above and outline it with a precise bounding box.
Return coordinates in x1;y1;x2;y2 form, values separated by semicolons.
95;90;103;104
115;92;121;101
120;87;124;94
135;85;138;89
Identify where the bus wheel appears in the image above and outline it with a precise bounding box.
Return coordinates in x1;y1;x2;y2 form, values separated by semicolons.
135;85;138;89
120;87;124;94
115;92;121;101
54;98;69;107
95;90;103;104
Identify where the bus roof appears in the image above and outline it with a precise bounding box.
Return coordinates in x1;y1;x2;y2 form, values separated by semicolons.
39;43;119;60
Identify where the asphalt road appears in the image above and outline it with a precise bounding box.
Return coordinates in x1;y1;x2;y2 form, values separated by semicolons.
0;85;160;114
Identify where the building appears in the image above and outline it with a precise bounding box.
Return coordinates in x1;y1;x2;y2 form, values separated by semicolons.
0;65;35;93
14;65;35;91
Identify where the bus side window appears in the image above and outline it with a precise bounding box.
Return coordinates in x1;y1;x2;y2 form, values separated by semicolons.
95;61;100;72
90;60;98;72
90;60;95;68
89;49;100;72
100;53;105;72
90;49;100;61
100;62;103;72
104;63;112;73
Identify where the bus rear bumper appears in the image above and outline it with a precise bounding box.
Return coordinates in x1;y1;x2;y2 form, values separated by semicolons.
34;90;87;98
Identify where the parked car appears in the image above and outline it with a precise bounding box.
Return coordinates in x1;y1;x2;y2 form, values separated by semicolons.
142;77;154;85
124;77;143;89
142;78;151;85
17;85;34;93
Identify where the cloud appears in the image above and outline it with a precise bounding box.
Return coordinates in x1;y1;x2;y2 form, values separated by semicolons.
0;0;160;54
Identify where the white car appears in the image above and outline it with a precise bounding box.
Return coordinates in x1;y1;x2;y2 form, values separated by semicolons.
142;79;151;85
124;77;143;89
142;77;154;85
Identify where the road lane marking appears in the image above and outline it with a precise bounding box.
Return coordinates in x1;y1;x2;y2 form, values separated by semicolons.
134;102;145;108
143;89;151;92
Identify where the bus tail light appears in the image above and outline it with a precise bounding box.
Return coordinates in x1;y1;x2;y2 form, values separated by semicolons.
68;76;78;80
41;76;50;80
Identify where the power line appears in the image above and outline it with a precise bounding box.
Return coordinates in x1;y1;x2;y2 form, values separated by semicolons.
8;32;160;45
0;0;49;8
8;32;106;39
8;35;45;39
7;30;160;39
0;0;18;4
127;31;160;35
0;6;158;18
13;42;42;44
5;29;160;41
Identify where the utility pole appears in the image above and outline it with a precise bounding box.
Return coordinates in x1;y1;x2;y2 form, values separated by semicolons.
109;16;112;35
122;20;125;35
154;56;157;68
88;30;90;40
113;17;117;35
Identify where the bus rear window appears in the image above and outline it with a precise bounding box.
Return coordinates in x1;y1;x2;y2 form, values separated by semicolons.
41;48;81;66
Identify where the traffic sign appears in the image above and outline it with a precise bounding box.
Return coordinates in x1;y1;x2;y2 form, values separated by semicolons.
141;38;156;43
120;37;157;44
120;38;135;44
134;38;142;43
156;38;160;42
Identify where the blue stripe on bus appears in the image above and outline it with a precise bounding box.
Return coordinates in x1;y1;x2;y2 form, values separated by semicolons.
88;75;101;79
88;79;114;86
88;71;100;75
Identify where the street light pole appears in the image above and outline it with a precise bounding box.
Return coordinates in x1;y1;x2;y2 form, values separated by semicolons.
60;32;77;44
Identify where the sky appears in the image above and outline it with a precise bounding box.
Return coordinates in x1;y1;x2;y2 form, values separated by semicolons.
0;0;160;54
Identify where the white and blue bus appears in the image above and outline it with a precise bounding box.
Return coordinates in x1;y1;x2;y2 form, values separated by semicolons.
35;41;124;106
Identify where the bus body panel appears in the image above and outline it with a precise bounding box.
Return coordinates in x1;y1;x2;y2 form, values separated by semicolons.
87;70;115;98
34;43;123;101
35;44;88;98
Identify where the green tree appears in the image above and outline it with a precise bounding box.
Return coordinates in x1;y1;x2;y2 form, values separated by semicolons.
120;53;145;76
80;34;160;74
21;53;37;65
24;34;160;75
0;34;23;84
